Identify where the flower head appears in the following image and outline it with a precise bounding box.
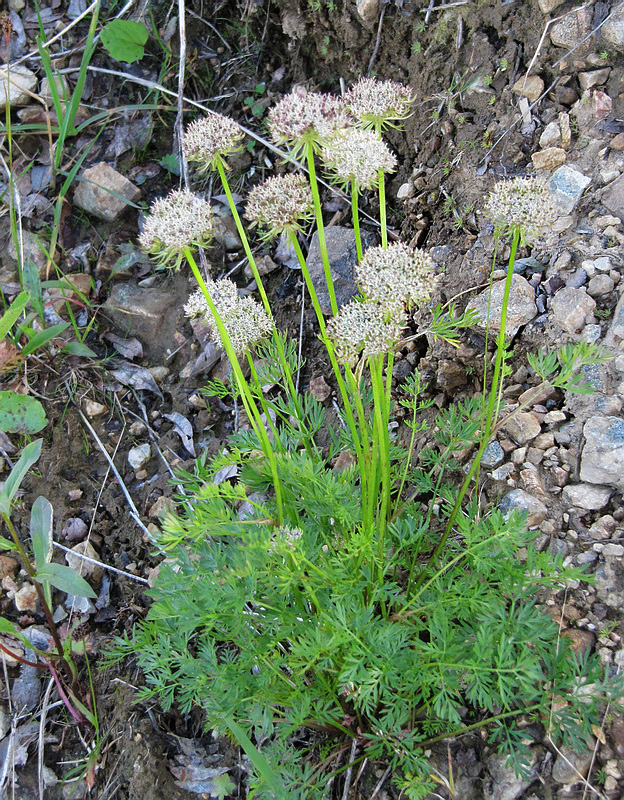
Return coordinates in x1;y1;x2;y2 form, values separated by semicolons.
185;280;274;353
344;77;414;131
268;87;349;153
321;127;397;190
184;113;245;171
139;190;214;269
483;177;557;242
245;173;314;239
356;242;437;313
326;300;405;365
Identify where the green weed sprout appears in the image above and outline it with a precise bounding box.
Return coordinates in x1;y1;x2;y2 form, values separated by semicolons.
112;87;623;798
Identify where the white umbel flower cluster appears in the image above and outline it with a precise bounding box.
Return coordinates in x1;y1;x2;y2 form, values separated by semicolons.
140;190;214;268
344;77;414;131
184;113;245;170
245;173;314;239
326;300;406;365
321;127;397;190
268;87;349;151
185;280;274;353
356;242;437;313
484;177;557;241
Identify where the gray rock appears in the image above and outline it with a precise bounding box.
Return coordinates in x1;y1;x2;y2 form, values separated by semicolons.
485;752;533;800
551;287;595;334
0;65;37;109
128;443;151;470
274;233;299;269
467;275;536;336
539;121;562;149
436;360;466;392
562;483;612;510
306;226;375;315
550;7;593;51
595;558;624;611
587;274;614;297
605;292;624;348
580;416;624;489
549;166;591;214
601;8;624;49
538;0;565;12
491;463;515;482
481;441;505;468
103;283;181;357
503;412;541;444
500;489;547;527
601;173;624;218
11;666;41;712
579;68;611;90
565;267;587;289
73;162;141;222
212;216;242;251
551;743;594;784
65;541;103;582
580;324;602;343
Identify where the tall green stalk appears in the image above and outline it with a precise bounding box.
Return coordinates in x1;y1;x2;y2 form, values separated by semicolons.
305;143;338;316
215;157;315;457
412;227;521;588
185;248;284;524
351;180;363;262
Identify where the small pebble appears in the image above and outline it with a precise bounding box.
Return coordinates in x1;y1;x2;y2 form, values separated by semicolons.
128;443;151;470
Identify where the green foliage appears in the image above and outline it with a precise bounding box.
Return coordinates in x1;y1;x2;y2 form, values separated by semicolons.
100;19;149;63
0;391;47;434
110;361;619;793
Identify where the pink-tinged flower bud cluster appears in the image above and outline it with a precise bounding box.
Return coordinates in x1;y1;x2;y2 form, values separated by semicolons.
326;300;406;365
184;113;245;171
356;242;437;313
344;77;414;131
268;87;349;152
245;173;314;239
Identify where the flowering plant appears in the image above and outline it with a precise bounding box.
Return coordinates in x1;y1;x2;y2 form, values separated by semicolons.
113;80;621;798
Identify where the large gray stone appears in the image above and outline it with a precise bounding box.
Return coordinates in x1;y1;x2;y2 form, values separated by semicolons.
499;489;547;527
562;483;612;510
602;173;624;218
103;282;182;358
580;416;624;489
550;7;593;51
466;275;536;336
551;743;594;784
601;8;624;50
549;166;591;214
551;286;595;334
306;226;375;315
484;751;535;800
74;162;141;222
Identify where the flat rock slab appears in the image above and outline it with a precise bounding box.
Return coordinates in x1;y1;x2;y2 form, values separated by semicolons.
0;65;37;109
466;274;536;336
103;282;183;358
74;162;141;222
550;286;596;334
601;173;624;218
306;226;376;315
548;165;591;214
580;416;624;489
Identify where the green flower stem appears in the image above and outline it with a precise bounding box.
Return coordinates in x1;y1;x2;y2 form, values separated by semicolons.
345;366;372;537
215;157;312;456
185;249;284;524
351;180;363;262
370;356;390;558
305;143;338;316
288;232;364;479
378;171;388;248
418;703;543;749
412;227;521;591
375;122;388;249
215;156;270;313
246;352;283;452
